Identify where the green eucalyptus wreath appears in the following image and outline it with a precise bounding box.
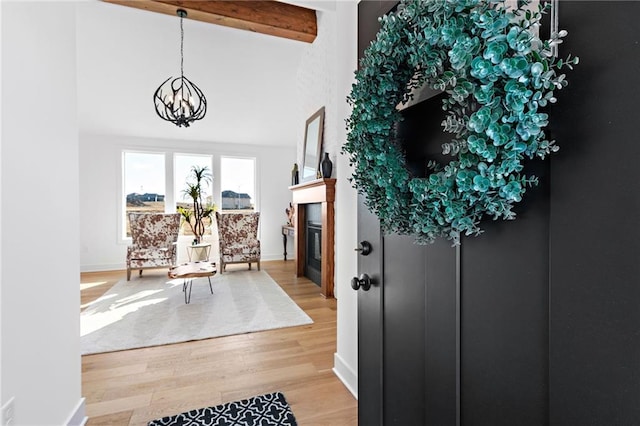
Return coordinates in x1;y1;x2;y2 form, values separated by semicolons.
343;0;578;244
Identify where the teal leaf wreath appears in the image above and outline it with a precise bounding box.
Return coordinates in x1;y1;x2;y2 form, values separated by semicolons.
343;0;578;244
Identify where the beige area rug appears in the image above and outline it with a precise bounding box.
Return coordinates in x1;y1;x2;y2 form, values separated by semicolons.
81;270;313;355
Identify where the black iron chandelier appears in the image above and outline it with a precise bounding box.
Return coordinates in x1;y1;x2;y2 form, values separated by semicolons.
153;9;207;127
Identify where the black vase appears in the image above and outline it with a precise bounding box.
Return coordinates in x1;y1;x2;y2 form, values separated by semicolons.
321;153;333;178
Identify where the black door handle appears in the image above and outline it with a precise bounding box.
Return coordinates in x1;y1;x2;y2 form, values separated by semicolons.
354;241;372;256
351;274;372;291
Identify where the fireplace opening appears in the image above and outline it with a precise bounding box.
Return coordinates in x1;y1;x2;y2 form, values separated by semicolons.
305;222;322;286
304;204;322;286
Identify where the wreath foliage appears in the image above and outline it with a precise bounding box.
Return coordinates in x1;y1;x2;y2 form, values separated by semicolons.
343;0;578;244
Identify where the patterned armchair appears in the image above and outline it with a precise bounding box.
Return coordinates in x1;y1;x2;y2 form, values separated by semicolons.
126;213;181;280
216;212;261;273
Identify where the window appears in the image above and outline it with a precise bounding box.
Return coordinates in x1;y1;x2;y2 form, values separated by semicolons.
123;152;165;237
220;157;256;212
120;151;257;241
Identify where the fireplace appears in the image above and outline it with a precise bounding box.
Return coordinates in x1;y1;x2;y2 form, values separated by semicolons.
289;178;335;298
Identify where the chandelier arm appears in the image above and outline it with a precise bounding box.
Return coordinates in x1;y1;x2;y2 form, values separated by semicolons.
185;76;207;119
153;77;174;120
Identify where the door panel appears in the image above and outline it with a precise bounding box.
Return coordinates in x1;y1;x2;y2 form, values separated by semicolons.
383;234;427;425
460;184;549;425
424;240;458;425
548;3;640;424
355;4;395;425
356;193;383;426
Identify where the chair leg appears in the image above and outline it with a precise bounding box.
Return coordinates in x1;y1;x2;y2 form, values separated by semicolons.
258;261;261;271
139;269;143;277
127;268;131;281
248;262;252;270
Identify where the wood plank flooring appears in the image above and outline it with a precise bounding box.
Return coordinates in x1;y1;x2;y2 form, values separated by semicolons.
81;260;357;425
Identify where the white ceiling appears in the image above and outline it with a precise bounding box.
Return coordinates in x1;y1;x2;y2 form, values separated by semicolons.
76;1;312;147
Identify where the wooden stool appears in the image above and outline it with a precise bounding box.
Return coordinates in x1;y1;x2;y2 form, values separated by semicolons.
168;262;217;304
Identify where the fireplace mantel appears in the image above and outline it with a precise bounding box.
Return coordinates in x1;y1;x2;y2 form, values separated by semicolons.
289;178;336;298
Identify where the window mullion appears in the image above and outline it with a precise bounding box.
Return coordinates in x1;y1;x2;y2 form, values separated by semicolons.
166;152;175;213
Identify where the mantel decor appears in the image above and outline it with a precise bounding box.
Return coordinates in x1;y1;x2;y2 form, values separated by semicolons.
343;0;578;244
153;9;207;127
301;107;325;182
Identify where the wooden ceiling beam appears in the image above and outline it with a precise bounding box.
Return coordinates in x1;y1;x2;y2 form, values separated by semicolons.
103;0;317;43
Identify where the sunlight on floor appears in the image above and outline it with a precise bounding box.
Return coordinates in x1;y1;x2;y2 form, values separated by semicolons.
81;295;168;336
80;281;107;290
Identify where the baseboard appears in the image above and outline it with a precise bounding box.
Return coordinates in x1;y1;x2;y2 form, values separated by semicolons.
80;263;124;273
81;256;293;273
261;254;294;261
66;398;87;426
333;352;358;399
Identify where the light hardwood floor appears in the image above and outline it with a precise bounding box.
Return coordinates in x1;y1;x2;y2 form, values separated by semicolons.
81;260;357;425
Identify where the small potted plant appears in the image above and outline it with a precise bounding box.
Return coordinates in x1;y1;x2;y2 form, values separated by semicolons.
177;165;215;244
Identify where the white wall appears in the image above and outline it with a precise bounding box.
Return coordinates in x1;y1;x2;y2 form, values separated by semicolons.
1;2;84;424
296;10;338;169
295;1;359;397
79;133;295;272
0;0;3;409
333;1;359;398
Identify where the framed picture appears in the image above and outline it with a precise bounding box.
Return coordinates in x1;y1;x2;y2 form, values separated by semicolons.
301;107;325;182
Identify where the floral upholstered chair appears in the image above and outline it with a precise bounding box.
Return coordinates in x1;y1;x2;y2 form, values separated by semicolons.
126;213;181;280
215;212;261;273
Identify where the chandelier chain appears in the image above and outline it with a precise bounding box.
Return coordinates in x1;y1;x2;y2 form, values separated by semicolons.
180;13;184;79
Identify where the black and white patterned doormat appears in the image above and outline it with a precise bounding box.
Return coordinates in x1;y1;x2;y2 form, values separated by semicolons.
147;392;298;426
